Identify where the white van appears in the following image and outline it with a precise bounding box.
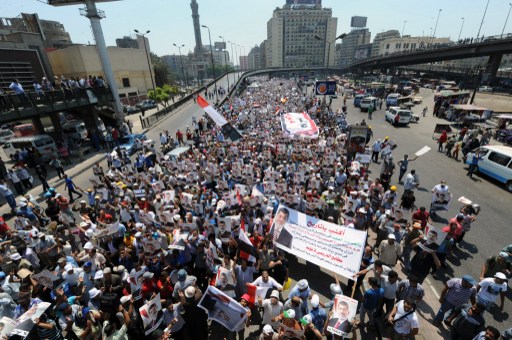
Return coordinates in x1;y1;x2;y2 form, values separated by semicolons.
0;130;14;144
2;135;56;161
466;145;512;192
360;96;378;112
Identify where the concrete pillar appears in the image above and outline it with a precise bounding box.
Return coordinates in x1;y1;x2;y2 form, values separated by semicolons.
83;0;124;125
483;54;503;85
48;112;63;137
82;107;102;134
32;117;45;135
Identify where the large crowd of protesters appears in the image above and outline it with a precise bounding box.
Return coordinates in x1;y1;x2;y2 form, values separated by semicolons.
0;76;509;340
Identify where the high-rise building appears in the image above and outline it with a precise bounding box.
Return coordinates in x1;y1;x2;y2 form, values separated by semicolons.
0;13;72;49
337;28;371;67
248;45;263;70
371;30;400;57
266;1;337;68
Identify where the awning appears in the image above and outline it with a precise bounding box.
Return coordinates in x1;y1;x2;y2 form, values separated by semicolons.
451;104;489;111
494;114;512;119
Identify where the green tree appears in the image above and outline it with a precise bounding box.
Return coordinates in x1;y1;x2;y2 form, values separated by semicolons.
148;84;181;107
150;53;173;87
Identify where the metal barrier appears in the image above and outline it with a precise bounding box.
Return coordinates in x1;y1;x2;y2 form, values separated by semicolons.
0;88;111;116
139;72;236;129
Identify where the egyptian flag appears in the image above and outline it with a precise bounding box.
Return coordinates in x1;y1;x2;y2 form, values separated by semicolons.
197;95;242;141
245;284;270;307
237;220;258;263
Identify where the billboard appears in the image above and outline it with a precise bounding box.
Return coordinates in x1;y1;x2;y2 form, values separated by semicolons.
351;16;367;28
214;41;226;50
315;81;337;96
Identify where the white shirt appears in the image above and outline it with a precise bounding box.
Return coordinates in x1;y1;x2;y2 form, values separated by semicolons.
393;300;419;335
252;276;283;290
477;278;507;304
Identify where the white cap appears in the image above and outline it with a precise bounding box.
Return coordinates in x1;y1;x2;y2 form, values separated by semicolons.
85;229;94;238
64;264;73;272
263;324;274;335
83;242;94;250
495;272;507;280
388;234;396;240
89;288;101;299
94;270;103;280
120;295;132;304
184;286;196;298
311;294;320;308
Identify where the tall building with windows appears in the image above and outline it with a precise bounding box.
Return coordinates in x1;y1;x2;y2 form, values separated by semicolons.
337;28;371;67
371;30;400;57
266;1;337;68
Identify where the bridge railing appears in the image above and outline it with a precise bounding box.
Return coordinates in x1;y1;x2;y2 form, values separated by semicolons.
349;33;512;68
0;87;112;115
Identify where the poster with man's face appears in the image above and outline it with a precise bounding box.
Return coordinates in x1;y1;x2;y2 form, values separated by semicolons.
420;224;448;252
139;293;163;335
327;295;358;336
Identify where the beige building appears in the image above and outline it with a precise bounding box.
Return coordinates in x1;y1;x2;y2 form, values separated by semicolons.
266;2;338;68
47;45;153;101
376;36;453;56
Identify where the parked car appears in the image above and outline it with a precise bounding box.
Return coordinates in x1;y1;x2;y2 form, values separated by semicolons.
123;105;140;115
385;106;412;126
0;130;14;144
466;145;512;192
119;133;147;155
135;100;157;110
478;86;493;92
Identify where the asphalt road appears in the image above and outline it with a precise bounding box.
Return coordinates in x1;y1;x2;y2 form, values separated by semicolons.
338;88;511;329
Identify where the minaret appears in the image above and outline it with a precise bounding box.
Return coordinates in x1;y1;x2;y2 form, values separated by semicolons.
190;0;203;55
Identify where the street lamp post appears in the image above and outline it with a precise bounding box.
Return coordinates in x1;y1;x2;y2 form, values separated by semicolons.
432;9;442;39
201;25;218;102
237;44;243;71
502;3;512;38
173;43;189;94
228;41;236;86
218;36;230;89
134;29;156;93
402;20;407;37
477;0;490;39
315;33;346;69
458;17;465;41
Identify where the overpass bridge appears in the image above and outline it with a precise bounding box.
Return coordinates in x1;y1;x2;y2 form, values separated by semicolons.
0;88;114;135
346;35;512;83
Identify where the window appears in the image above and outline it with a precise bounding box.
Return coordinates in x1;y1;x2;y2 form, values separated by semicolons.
488;152;511;166
122;78;131;87
386;44;390;49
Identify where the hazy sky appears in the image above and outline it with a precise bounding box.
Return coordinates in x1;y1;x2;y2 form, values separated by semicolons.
4;0;512;56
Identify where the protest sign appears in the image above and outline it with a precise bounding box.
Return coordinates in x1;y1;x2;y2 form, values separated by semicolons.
0;317;17;339
134;189;146;198
419;224;449;252
355;153;371;164
271;205;366;279
10;302;51;338
415;145;431;157
129;269;145;301
215;267;236;297
217;215;241;232
279;324;305;338
162;190;175;203
181;193;194;210
198;286;249;332
95;221;120;239
151;181;165;193
139;293;163;335
326;295;358;336
142;239;161;254
280;112;319;139
32;269;59;289
347;126;367;154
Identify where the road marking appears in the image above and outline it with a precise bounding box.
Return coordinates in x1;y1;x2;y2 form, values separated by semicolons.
425;277;440;299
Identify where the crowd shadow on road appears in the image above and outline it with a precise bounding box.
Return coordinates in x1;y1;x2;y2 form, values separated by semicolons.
459;241;479;254
430;214;449;224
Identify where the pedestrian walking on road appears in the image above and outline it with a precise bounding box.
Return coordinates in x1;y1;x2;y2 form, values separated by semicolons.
368;105;374;120
63;174;83;203
433;275;477;325
467;150;482;178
